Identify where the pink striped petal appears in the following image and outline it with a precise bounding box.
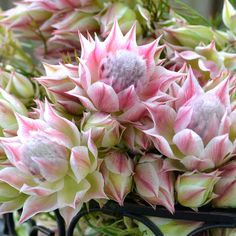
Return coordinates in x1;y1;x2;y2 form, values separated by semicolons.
176;68;203;108
0;195;27;215
19;194;58;223
118;102;146;122
208;78;230;107
123;22;137;50
83;172;107;202
174;106;193;132
203;134;233;166
173;129;204;157
118;86;139;110
31;155;68;182
78;59;91;90
144;130;174;158
0;167;31;190
70;146;92;183
104;19;124;53
15;114;47;139
44;100;80;147
180;155;212;171
146;103;176;141
134;161;160;199
87;82;119;113
20;180;63;196
218;111;230;135
68;87;97;111
178;51;202;60
104;152;133;176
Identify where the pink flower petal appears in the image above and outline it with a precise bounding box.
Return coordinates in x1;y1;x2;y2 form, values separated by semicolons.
68;87;98;111
146;103;176;141
173;129;204;157
83;172;107;202
44;100;81;147
118;86;139;110
19;194;58;223
31;155;68;182
0;195;27;215
207;78;230;108
123;22;137;50
20;180;63;196
174;106;193;132
15;114;47;139
118;101;146;122
203;134;233;167
70;146;92;183
104;19;124;53
87;82;119;113
144;130;174;158
0;167;31;190
176;68;203;108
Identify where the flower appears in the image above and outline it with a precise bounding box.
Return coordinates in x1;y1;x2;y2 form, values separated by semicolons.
145;69;235;171
176;171;220;208
213;160;236;208
0;101;106;224
134;154;175;213
100;151;134;205
68;20;181;122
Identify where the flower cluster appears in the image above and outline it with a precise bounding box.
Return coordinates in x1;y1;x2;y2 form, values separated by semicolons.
0;0;235;235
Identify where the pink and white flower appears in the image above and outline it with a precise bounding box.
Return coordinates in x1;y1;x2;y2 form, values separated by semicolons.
145;69;236;171
0;101;106;224
68;21;182;122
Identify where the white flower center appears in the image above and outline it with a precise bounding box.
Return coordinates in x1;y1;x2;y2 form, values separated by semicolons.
187;94;225;143
21;135;67;180
99;50;146;93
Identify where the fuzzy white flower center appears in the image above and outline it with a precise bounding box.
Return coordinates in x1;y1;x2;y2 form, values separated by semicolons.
187;94;225;143
21;135;67;179
99;50;146;93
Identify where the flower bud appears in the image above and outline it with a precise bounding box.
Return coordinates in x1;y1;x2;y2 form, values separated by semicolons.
176;171;220;208
213;160;236;208
0;70;34;103
100;151;134;205
0;89;27;133
96;2;142;37
81;112;122;148
123;125;152;153
222;0;236;33
134;154;175;213
164;26;213;48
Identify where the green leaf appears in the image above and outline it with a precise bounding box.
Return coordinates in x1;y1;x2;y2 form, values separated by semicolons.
171;0;210;26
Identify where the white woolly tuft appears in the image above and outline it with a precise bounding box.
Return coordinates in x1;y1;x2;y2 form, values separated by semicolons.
99;50;146;93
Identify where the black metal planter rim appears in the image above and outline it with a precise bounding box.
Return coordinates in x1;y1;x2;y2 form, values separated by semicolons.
67;201;236;236
4;201;236;236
